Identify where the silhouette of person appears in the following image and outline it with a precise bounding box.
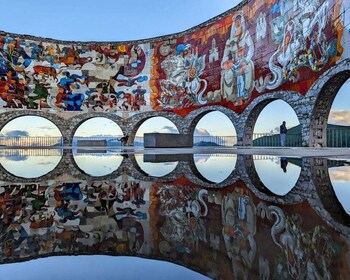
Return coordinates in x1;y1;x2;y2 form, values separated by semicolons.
280;157;288;173
280;121;287;147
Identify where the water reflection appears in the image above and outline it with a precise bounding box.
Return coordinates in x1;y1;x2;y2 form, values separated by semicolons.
0;256;208;280
0;150;349;279
135;154;178;177
329;164;350;215
193;154;237;183
0;149;62;178
73;151;124;176
253;156;301;195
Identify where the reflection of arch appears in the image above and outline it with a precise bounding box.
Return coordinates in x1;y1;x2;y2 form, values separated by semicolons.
0;149;67;182
309;158;350;231
308;67;350;147
72;153;124;177
0;151;241;188
240;155;304;204
192;154;237;183
240;93;301;146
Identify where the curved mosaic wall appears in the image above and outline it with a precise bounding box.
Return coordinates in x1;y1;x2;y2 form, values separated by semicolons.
0;0;349;116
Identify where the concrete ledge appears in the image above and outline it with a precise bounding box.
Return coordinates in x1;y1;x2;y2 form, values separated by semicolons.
144;133;193;148
144;153;192;162
77;140;107;147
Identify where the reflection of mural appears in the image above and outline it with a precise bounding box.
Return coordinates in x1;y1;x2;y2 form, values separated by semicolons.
155;185;208;253
0;0;348;116
149;180;349;279
221;188;257;279
0;175;349;279
257;202;339;279
0;179;149;260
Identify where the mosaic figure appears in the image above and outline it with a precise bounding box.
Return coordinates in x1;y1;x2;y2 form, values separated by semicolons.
256;0;332;92
221;13;254;105
209;38;219;63
158;43;207;108
256;12;267;42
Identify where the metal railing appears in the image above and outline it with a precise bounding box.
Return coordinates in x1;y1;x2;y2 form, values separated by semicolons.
0;137;63;147
252;133;302;147
193;136;237;146
0;129;350;148
327;128;350;147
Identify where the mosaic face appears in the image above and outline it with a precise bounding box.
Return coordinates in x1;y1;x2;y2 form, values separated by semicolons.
0;0;347;115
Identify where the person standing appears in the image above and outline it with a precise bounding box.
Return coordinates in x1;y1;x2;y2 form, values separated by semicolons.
280;121;287;146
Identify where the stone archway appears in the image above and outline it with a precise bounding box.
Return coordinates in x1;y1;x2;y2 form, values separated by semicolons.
0;110;66;143
308;69;350;147
184;105;240;138
239;92;302;146
68;112;126;145
129;111;184;145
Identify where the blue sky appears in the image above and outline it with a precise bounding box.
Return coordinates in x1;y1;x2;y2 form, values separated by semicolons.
0;0;238;42
0;0;349;137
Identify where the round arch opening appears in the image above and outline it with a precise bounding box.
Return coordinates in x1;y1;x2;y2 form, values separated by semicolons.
0;116;62;178
0;115;62;146
327;78;350;147
135;117;179;146
193;111;236;146
73;117;123;146
253;100;300;147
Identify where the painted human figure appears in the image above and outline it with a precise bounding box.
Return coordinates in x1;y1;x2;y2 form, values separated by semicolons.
209;38;219;63
221;13;254;104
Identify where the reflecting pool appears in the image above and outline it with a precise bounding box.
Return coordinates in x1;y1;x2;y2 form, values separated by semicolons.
0;149;349;279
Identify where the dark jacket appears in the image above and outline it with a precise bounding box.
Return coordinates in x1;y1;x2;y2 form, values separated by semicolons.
280;124;287;134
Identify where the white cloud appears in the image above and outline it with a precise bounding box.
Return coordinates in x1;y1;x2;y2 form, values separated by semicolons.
329;110;350;126
4;130;30;137
194;128;211;136
161;126;179;134
329;167;350;182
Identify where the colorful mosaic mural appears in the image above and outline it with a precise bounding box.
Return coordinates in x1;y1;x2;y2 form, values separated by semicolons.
0;0;348;116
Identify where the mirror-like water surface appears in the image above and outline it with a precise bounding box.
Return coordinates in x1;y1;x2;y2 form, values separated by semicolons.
254;156;301;195
0;149;62;178
193;154;237;183
73;152;124;177
0;150;349;280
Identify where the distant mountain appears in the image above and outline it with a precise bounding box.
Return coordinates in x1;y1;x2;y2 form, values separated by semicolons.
194;141;221;147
